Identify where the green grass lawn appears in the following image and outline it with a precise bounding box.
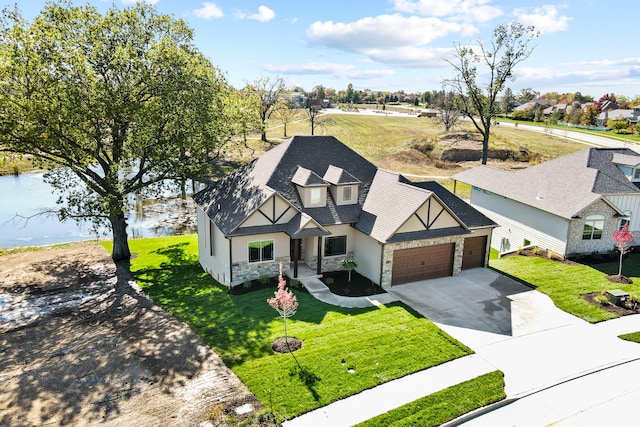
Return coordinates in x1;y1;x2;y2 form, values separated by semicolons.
490;252;640;323
354;371;505;427
619;332;640;343
102;235;474;421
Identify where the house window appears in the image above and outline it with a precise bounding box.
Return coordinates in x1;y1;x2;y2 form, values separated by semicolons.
209;220;215;256
583;214;605;240
619;211;632;230
309;188;322;205
324;235;347;257
248;240;274;263
342;186;353;202
634;168;640;181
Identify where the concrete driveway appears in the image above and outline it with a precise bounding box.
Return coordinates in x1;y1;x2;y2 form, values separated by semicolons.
388;268;581;348
389;268;640;398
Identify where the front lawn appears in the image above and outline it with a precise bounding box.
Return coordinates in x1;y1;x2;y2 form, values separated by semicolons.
102;236;473;421
490;252;640;323
355;371;505;427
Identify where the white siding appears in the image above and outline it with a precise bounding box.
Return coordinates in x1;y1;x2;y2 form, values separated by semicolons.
240;195;297;227
231;233;290;263
605;194;640;231
469;186;571;255
397;197;459;233
330;184;359;206
197;207;231;285
322;224;355;257
353;230;382;284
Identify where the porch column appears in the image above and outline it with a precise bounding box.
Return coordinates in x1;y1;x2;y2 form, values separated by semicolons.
316;236;323;275
293;238;299;278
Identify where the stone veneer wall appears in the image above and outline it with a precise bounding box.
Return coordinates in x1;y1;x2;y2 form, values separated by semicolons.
231;257;291;287
565;200;619;256
380;236;465;289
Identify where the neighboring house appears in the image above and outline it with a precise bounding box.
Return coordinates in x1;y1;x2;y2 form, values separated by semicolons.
597;107;640;126
288;92;308;108
513;98;552;112
452;148;640;257
193;136;496;289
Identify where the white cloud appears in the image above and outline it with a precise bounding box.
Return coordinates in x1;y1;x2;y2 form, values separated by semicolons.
121;0;159;4
392;0;502;22
307;14;462;52
263;62;394;80
249;5;275;22
193;3;223;20
365;46;456;68
513;5;571;34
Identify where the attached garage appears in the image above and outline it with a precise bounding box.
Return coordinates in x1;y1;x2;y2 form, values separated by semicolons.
462;236;487;270
391;243;454;285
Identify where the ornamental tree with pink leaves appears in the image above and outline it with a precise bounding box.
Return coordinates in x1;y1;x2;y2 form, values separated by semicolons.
267;265;298;342
612;223;635;277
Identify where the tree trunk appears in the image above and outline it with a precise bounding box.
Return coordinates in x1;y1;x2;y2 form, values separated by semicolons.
619;250;624;277
180;178;187;199
481;131;490;165
110;212;131;262
261;129;268;142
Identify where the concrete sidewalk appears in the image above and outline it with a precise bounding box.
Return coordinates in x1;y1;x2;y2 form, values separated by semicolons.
282;354;496;427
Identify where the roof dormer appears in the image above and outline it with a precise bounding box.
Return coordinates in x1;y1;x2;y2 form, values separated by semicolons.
611;153;640;182
292;166;329;208
323;165;360;205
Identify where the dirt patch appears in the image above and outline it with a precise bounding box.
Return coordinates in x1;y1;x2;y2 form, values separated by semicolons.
271;337;303;354
0;241;268;426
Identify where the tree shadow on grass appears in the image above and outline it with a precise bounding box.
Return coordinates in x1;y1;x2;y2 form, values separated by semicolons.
129;242;277;367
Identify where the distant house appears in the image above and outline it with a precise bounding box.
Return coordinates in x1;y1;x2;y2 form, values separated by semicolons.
597;107;640;126
288;92;308;108
193;136;496;289
452;148;640;257
513;98;552;112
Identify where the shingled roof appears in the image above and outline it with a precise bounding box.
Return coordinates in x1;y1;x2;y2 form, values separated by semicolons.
452;148;640;219
193;136;377;237
194;135;495;243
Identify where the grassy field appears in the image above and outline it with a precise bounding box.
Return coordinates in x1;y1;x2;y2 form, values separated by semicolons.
490;252;640;323
260;111;590;178
102;235;475;421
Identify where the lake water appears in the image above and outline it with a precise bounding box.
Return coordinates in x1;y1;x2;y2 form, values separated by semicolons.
0;172;197;249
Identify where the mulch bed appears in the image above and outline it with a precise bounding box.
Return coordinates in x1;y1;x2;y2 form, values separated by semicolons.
320;270;386;297
271;337;303;353
581;292;640;317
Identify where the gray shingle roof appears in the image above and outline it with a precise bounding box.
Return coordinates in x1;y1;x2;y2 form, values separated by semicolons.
292;166;328;186
407;179;497;229
323;165;360;184
452;148;640;219
194;136;495;242
354;170;432;242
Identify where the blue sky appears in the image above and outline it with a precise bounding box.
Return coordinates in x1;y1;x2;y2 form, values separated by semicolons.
14;0;640;99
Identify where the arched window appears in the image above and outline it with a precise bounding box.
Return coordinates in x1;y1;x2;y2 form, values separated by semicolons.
583;214;605;240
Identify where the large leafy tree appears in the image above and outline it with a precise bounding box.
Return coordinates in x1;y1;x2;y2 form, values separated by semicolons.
0;1;237;261
445;22;537;164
